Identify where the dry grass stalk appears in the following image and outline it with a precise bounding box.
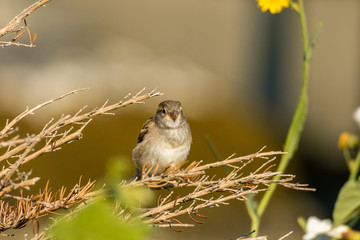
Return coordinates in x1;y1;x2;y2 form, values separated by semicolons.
0;0;52;47
236;230;293;240
0;89;311;239
69;149;314;235
122;149;315;229
31;149;312;240
240;237;267;240
0;88;162;235
0;178;95;233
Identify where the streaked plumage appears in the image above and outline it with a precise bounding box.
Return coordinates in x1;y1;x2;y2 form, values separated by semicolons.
131;100;192;180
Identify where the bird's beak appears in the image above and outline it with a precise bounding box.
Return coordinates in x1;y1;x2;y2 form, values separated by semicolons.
168;110;179;120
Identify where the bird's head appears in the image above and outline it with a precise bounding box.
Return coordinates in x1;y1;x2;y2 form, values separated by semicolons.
155;100;186;128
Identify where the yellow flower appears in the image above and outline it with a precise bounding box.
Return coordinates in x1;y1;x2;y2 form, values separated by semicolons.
257;0;290;14
338;132;359;150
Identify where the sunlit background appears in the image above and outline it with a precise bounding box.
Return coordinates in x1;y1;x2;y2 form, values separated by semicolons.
0;0;359;239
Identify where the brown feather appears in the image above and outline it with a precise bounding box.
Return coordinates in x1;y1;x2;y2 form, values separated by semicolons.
137;117;154;143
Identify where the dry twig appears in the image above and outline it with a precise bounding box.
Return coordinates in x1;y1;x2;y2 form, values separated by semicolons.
30;148;314;240
0;178;95;233
0;0;52;47
0;89;313;239
0;88;162;235
74;149;314;232
127;149;315;228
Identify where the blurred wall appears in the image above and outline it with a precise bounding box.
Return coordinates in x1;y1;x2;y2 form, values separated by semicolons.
0;0;359;239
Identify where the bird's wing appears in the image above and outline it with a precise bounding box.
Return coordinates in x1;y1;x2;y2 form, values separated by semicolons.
137;117;154;143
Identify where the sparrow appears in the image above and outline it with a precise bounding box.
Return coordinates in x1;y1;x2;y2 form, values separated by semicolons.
131;100;192;180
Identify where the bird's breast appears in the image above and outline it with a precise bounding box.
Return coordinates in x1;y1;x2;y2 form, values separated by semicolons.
148;140;191;169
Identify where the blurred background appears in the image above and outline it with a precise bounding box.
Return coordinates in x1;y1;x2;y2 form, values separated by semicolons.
0;0;359;239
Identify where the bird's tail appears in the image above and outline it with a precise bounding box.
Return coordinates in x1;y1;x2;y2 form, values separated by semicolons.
129;172;140;182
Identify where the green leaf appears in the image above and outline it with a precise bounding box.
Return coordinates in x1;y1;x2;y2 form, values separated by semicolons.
245;194;258;212
333;180;360;226
51;200;151;240
245;194;258;222
297;216;307;232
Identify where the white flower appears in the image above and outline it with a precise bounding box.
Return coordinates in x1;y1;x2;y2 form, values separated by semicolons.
328;225;349;238
303;216;349;240
303;216;332;240
354;106;360;127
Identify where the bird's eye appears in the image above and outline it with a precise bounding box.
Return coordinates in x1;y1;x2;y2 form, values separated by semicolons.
162;109;166;114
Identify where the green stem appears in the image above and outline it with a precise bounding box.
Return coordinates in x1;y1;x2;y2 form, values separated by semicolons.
349;151;360;181
343;148;352;172
251;0;311;236
245;196;259;233
299;0;309;56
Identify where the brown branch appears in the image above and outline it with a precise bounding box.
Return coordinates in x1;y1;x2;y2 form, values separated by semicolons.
0;41;36;48
240;237;267;240
0;0;52;38
130;149;314;227
21;151;312;240
0;177;40;197
0;116;71;190
0;178;95;233
0;88;162;197
0;88;164;237
0;88;311;238
0;88;87;139
0;137;27;148
29;149;312;239
77;149;314;230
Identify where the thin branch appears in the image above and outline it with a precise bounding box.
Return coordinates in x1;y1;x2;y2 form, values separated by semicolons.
0;41;36;48
278;231;293;240
0;88;88;139
81;149;314;230
0;178;95;232
0;88;162;198
0;0;52;38
0;88;312;239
